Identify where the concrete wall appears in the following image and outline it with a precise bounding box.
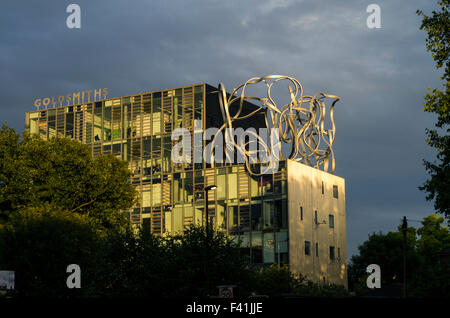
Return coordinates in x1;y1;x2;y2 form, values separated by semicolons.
287;160;347;287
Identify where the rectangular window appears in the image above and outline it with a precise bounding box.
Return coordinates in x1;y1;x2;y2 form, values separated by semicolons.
314;210;318;225
338;247;340;259
305;241;311;256
333;185;338;199
300;206;303;221
321;181;324;195
329;214;334;228
315;243;319;257
330;246;335;260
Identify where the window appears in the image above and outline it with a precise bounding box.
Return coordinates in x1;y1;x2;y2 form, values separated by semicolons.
338;248;341;259
315;243;319;257
300;206;303;221
333;185;338;199
305;241;311;256
321;181;324;194
329;214;334;228
314;210;318;225
330;246;335;260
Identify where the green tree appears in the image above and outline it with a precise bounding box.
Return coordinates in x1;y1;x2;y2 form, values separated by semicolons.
252;264;304;296
165;226;252;297
0;204;102;297
417;1;450;219
349;214;450;297
410;213;450;297
0;124;138;231
348;226;420;293
82;225;253;298
417;213;450;259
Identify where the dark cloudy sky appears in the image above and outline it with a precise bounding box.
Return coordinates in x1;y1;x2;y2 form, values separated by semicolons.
0;0;443;258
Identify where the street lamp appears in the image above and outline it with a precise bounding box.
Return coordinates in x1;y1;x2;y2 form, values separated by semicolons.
204;185;217;238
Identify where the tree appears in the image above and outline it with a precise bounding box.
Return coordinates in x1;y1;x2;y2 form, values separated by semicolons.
164;226;253;297
348;226;419;292
349;214;450;297
410;213;450;297
0;124;138;232
0;204;102;297
417;1;450;219
417;213;450;260
252;264;304;296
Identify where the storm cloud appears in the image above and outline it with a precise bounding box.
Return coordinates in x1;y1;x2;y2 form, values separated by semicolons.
0;0;443;258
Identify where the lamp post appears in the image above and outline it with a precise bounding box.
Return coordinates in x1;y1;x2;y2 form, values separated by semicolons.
402;216;407;298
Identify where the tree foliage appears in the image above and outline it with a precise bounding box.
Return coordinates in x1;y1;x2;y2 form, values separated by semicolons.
348;213;450;297
0;204;102;297
417;1;450;219
0;124;138;231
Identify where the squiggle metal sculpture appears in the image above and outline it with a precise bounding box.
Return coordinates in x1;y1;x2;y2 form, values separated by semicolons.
210;75;340;175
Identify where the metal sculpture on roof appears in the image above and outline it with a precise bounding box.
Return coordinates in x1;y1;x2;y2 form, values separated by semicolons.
211;75;340;175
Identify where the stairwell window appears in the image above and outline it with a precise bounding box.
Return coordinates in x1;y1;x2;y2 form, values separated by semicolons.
305;241;311;256
333;185;338;199
330;246;335;260
329;214;334;228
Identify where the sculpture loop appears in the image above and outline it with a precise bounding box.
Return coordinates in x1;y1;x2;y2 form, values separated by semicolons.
211;75;340;175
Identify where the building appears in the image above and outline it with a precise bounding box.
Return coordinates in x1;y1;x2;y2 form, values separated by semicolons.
25;82;347;286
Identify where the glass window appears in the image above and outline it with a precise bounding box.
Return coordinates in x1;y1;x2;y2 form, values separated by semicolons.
330;246;335;260
251;234;263;263
184;172;194;203
94;102;102;141
228;205;239;233
142;190;151;207
142;217;150;233
104;106;111;141
316;243;319;257
250;175;259;197
329;214;334;228
300;206;303;221
217;174;227;200
314;210;318;225
173;178;183;203
65;112;74;139
305;241;311;256
217;201;227;231
333;185;338;199
173;206;183;234
152;183;161;205
276;199;287;229
263;201;274;230
263;232;275;263
260;175;273;195
194;206;204;226
228;173;237;199
251;204;262;231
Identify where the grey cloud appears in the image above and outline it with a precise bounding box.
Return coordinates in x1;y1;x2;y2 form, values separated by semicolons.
0;0;443;258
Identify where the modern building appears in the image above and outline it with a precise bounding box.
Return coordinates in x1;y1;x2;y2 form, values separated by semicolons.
26;83;347;286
